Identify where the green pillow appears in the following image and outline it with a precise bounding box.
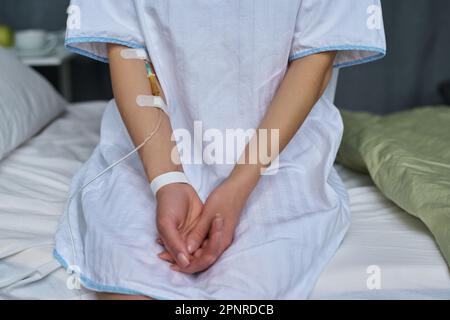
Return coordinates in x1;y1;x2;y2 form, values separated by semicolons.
337;107;450;266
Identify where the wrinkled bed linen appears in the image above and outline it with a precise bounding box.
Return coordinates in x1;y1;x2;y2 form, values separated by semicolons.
0;102;449;299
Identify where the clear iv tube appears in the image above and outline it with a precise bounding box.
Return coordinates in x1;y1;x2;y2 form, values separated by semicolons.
64;109;163;298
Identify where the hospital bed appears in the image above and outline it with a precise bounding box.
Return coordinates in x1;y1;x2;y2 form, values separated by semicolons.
0;101;449;300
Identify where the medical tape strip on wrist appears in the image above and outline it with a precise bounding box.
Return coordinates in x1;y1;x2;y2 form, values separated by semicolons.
150;171;190;196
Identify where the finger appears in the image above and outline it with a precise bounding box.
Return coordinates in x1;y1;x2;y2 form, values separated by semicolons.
179;202;203;236
159;221;191;268
186;213;213;254
176;216;224;274
158;251;175;263
183;213;202;235
156;237;164;246
194;248;203;258
184;241;205;259
170;264;181;272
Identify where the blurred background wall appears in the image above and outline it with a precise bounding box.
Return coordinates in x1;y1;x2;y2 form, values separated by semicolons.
1;0;449;113
0;0;68;30
335;0;450;113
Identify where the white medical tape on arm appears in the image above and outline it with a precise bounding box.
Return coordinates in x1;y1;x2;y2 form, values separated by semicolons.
150;171;190;196
120;48;149;60
136;95;169;115
121;49;166;110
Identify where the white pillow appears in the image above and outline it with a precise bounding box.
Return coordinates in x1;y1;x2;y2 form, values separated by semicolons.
0;48;66;160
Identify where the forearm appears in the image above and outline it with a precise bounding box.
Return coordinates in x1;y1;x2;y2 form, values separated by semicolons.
108;44;181;181
229;51;337;196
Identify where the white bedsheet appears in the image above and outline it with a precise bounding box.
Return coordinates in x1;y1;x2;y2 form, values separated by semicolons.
0;102;449;300
311;167;450;299
0;102;105;300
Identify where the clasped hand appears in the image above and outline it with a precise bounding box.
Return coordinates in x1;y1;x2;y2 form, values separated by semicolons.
155;179;246;274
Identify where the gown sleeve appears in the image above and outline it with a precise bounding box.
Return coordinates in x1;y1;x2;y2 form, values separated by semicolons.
290;0;387;68
65;0;145;63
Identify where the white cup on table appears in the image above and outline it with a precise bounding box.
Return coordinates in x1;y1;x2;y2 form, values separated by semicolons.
14;29;48;51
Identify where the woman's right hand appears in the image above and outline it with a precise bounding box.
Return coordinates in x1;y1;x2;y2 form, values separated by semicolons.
155;183;203;268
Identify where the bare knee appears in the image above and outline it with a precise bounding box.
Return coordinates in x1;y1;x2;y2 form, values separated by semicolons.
96;292;153;300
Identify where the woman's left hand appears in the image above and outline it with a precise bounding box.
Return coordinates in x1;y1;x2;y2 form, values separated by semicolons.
159;177;248;274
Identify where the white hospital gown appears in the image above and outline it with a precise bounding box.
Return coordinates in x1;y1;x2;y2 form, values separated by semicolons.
55;0;386;299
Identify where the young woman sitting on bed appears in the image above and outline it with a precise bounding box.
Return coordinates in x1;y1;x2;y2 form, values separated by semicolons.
55;0;386;299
